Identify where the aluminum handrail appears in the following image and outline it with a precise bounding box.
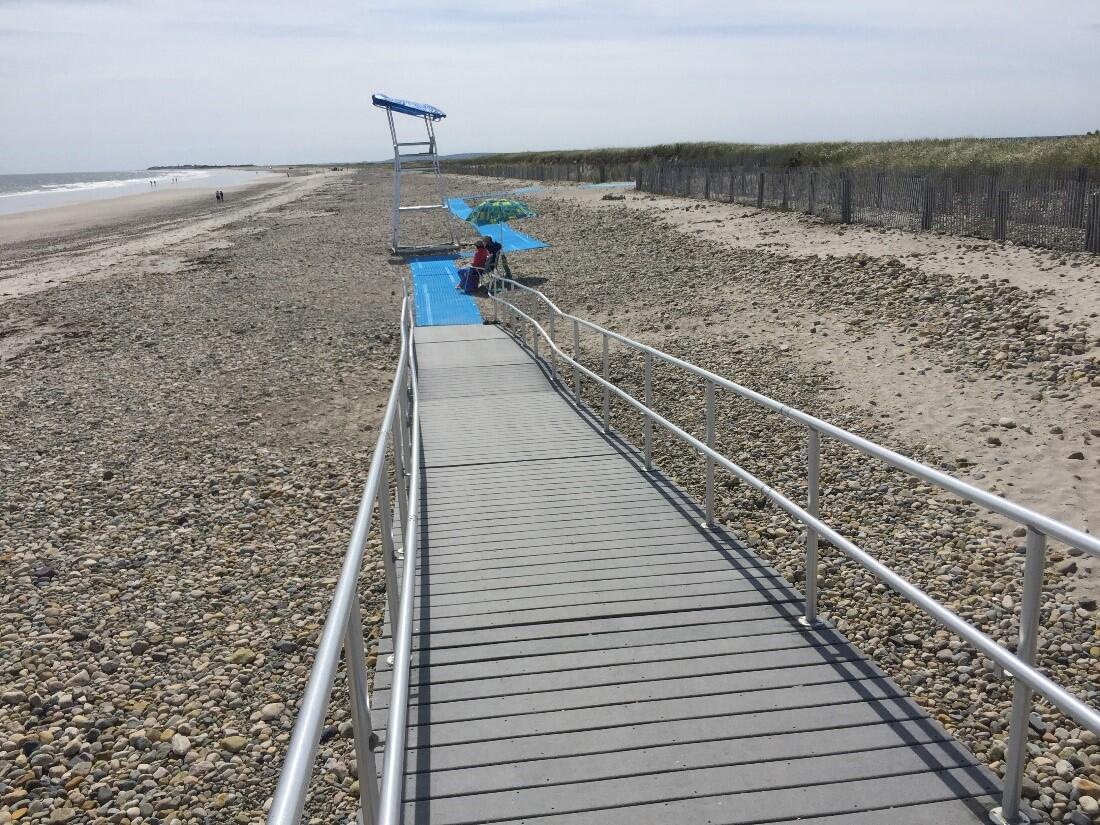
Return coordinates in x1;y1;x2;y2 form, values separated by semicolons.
495;278;1100;559
268;288;417;825
375;315;422;824
488;276;1100;825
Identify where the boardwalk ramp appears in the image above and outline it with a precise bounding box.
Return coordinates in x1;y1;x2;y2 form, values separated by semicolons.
372;323;999;824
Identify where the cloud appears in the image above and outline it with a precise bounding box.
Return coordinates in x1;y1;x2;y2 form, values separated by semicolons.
1;0;1098;172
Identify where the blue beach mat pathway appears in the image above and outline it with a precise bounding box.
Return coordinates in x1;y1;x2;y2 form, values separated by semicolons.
407;194;549;327
408;256;482;326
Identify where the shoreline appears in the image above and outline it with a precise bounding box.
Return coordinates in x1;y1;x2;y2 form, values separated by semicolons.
0;171;341;307
0;172;308;246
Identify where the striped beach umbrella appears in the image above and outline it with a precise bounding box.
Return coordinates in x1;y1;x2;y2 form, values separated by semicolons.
466;199;536;226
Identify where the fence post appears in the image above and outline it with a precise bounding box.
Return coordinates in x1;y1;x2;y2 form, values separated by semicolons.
728;168;735;203
840;172;852;224
1071;167;1088;227
992;527;1046;825
599;163;607;184
704;169;711;201
756;171;765;208
781;170;789;210
807;171;816;215
921;178;934;231
1086;192;1100;254
994;190;1009;242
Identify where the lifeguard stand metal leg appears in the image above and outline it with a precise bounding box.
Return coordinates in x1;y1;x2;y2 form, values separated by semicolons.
383;108;457;255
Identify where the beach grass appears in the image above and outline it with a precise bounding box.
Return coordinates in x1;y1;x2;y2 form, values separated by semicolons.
463;134;1100;170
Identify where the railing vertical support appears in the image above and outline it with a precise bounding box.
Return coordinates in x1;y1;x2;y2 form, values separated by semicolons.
704;380;715;526
549;311;557;384
377;466;399;620
992;527;1046;825
572;319;582;404
390;399;409;534
601;333;610;432
344;593;380;825
799;428;823;628
643;350;653;470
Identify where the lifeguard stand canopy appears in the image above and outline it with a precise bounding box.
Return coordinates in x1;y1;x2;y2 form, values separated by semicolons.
371;94;446;122
373;93;457;254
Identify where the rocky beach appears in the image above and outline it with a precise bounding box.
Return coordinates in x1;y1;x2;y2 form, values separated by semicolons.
2;164;1100;824
1;170;407;823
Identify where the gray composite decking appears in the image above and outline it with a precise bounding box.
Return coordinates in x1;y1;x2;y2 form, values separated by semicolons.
373;323;999;824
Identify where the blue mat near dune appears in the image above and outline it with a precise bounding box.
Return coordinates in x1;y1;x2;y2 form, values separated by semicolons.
477;222;548;252
408;256;483;326
446;197;473;220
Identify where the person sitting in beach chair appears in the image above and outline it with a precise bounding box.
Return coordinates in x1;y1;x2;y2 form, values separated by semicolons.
456;241;488;292
483;235;503;271
481;235;505;290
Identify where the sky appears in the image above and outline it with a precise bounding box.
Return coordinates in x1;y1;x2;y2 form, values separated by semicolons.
1;0;1098;173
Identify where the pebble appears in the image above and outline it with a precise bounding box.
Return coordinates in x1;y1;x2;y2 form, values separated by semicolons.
260;702;286;722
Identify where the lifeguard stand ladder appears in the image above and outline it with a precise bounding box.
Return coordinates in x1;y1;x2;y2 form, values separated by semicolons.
372;93;458;255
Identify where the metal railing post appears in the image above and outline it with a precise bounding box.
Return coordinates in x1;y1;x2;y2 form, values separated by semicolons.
799;428;823;628
572;319;582;404
390;399;409;533
704;380;715;526
643;351;653;469
344;593;380;824
992;527;1047;825
549;311;557;384
377;465;400;620
601;333;610;432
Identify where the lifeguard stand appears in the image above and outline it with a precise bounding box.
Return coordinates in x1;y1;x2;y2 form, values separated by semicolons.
372;93;458;255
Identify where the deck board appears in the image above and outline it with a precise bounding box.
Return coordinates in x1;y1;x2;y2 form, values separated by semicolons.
371;323;998;824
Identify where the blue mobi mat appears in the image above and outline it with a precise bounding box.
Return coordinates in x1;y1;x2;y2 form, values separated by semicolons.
446;197;473;220
475;223;548;252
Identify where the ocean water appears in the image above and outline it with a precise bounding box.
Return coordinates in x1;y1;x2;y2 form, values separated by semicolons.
0;168;283;216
